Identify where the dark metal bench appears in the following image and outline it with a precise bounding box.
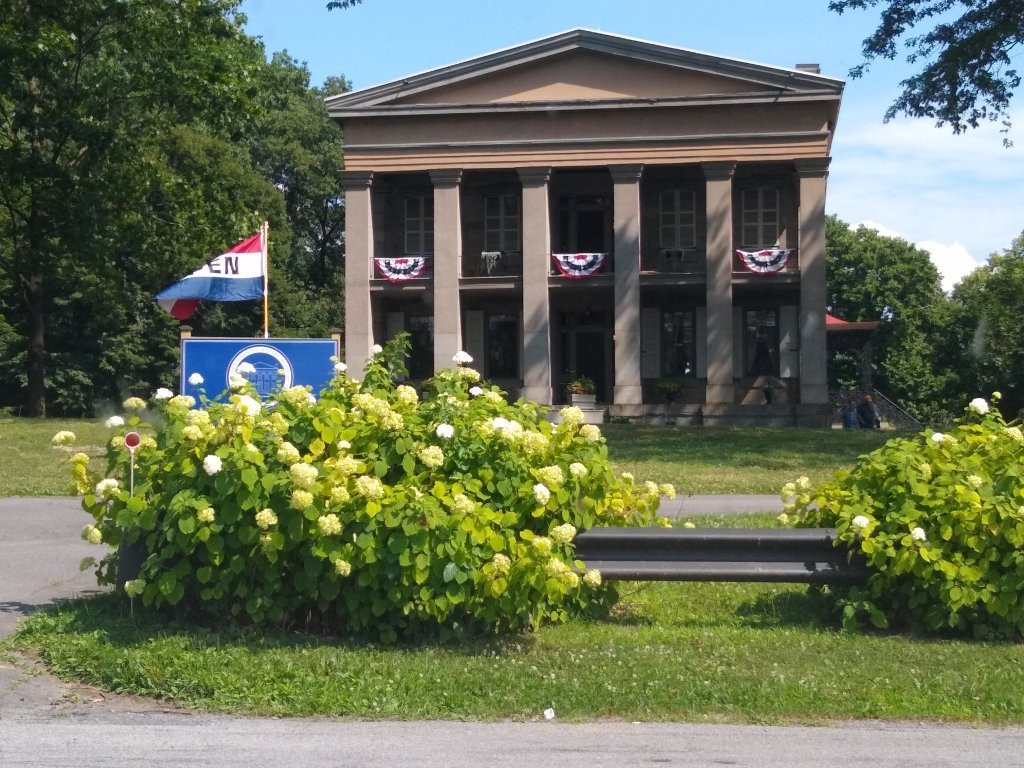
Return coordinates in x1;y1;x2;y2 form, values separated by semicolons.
574;527;870;585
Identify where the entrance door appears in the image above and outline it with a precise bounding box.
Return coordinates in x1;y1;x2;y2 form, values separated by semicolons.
557;312;611;402
575;332;606;400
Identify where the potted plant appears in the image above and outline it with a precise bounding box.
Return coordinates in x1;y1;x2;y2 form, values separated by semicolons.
656;378;682;404
567;375;596;405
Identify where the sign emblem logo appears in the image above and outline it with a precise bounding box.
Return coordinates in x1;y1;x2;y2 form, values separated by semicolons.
227;345;294;398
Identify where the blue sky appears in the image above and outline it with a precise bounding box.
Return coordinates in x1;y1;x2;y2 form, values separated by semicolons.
240;0;1024;290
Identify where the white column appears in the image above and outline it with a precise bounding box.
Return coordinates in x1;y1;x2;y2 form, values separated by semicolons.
341;171;375;378
430;169;463;372
702;162;736;406
795;158;831;407
610;164;643;415
518;167;553;405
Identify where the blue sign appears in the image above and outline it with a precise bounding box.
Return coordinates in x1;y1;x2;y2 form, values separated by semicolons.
180;338;339;403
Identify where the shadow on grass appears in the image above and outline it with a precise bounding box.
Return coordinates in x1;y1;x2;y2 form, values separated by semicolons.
734;587;835;630
17;592;541;658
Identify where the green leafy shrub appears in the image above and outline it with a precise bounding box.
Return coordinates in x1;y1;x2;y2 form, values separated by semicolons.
786;393;1024;639
71;338;670;641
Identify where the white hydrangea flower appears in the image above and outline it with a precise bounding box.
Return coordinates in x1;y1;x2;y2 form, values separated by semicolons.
229;373;247;389
969;397;990;415
852;515;870;529
317;513;343;536
583;569;602;588
236;394;261;417
469;386;483;397
490;553;511;574
122;397;146;412
536;465;564;487
124;579;146;598
1007;426;1023;441
81;524;103;545
911;526;927;542
452;350;473;365
435;423;455;439
188;372;204;386
930;432;946;443
104;415;124;428
51;430;76;445
255;508;278;529
95;478;119;500
237;362;256;375
168;395;195;409
371;344;383;354
550;523;576;545
659;483;677;500
154;387;173;400
334;559;352;577
533;483;551;505
967;474;983;487
197;507;216;524
580;424;601;442
569;462;588;478
337;440;351;451
202;454;223;475
289;462;319;489
334;361;347;373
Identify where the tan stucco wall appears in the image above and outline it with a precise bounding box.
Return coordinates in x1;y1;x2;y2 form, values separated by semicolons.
341;101;834;172
399;50;776;105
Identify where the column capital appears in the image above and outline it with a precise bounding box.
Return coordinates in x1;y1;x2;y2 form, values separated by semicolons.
517;166;552;186
701;162;736;181
609;164;644;183
794;157;832;178
429;169;463;187
339;170;374;190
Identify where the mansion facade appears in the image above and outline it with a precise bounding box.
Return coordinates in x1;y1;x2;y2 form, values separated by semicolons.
328;30;843;426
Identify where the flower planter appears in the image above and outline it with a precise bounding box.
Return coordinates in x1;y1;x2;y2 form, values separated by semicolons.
570;393;597;406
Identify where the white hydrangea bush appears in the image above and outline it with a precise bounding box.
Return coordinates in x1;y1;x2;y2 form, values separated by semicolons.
73;336;671;640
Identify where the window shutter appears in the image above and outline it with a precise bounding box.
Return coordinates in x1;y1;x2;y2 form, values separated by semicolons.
641;307;661;378
695;307;707;378
464;311;485;371
779;305;799;377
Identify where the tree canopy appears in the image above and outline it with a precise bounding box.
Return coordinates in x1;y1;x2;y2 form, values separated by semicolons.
830;0;1024;139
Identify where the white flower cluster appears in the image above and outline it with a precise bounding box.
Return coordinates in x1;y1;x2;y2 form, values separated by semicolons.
417;444;444;468
104;415;124;428
533;482;551;505
289;462;319;489
255;508;278;529
317;513;342;536
452;350;473;365
536;465;564;487
168;394;195;410
95;478;119;500
355;475;385;500
396;384;418;407
583;569;602;588
122;397;146;412
235;394;261;417
579;424;601;442
452;493;475;515
550;523;576;545
569;462;588;478
333;361;347;374
291;489;314;510
911;526;927;542
188;372;204;386
277;442;301;465
334;558;353;577
51;430;76;446
435;423;454;439
490;553;512;574
469;386;484;397
203;454;222;475
81;524;103;545
531;536;553;556
969;397;990;415
154;388;173;400
197;507;216;524
852;515;871;530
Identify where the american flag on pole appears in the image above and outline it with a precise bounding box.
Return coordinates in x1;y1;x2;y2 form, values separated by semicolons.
156;231;267;320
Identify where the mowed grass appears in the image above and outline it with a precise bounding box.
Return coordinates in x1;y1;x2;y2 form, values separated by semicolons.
0;417;110;497
12;572;1024;723
602;425;897;494
0;417;899;498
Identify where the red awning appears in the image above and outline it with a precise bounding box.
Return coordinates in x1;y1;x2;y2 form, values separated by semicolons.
826;313;879;332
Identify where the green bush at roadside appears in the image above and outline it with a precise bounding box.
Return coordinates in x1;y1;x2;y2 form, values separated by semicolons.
786;393;1024;639
62;337;671;642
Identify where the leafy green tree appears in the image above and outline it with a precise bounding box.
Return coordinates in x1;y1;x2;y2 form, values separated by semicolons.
826;216;953;421
830;0;1024;140
946;232;1024;419
0;0;264;415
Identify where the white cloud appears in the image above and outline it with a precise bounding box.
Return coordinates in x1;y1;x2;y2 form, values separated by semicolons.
852;222;983;293
828;109;1024;263
916;240;982;292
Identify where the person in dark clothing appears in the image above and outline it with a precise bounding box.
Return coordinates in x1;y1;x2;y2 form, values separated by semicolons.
856;395;880;429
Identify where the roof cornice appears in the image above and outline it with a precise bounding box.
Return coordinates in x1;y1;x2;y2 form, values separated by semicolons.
325;28;844;114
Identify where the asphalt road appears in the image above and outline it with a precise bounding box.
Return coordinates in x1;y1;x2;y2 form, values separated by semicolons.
3;496;1023;768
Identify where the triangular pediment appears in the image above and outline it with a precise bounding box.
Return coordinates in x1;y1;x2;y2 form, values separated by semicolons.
327;29;842;114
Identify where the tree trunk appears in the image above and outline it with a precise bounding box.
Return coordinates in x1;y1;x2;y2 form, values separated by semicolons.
24;271;46;418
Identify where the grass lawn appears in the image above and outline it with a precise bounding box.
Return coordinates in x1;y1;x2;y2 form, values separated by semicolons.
1;417;898;498
0;417;111;497
602;425;896;494
11;563;1024;723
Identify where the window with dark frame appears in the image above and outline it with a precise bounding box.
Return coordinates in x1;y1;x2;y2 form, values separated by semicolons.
486;312;518;379
483;194;521;253
740;187;780;248
744;308;779;376
404;196;434;255
406;315;434;380
661;309;696;377
658;189;697;250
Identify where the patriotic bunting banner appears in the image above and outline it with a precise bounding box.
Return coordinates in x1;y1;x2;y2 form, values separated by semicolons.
736;248;794;274
375;257;428;282
156;231;266;320
552;252;606;279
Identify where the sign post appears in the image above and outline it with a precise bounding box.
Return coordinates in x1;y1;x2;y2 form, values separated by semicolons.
124;431;141;496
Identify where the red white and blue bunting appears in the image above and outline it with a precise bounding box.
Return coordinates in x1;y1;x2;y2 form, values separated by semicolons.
552;252;606;279
375;257;427;282
736;248;794;274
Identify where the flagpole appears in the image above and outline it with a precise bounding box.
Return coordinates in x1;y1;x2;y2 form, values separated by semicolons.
262;220;270;339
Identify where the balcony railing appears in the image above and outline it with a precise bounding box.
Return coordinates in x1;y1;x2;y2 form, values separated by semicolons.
461;251;523;278
641;248;706;275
